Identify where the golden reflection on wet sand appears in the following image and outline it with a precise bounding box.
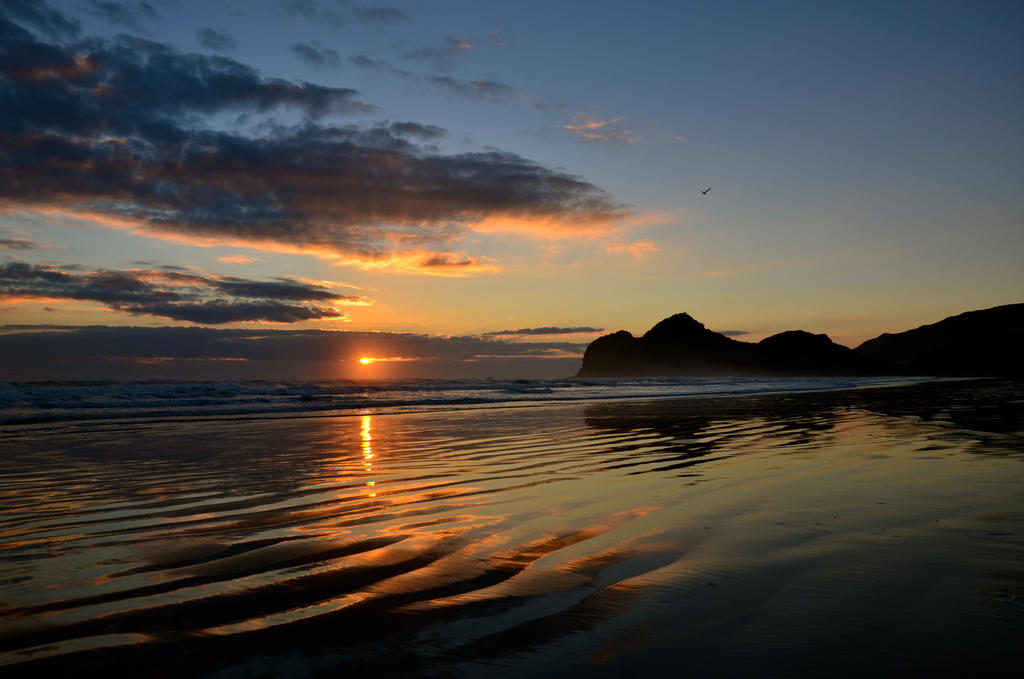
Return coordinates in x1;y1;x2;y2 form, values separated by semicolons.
0;381;1022;677
361;414;375;497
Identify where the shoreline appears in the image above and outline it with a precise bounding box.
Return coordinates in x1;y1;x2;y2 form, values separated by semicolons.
0;375;993;435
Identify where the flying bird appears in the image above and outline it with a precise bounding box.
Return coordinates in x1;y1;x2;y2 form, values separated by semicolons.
701;187;711;195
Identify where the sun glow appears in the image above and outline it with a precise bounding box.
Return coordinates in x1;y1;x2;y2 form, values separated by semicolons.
355;356;416;366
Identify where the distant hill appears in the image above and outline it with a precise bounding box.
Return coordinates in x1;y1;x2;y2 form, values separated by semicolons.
576;304;1023;377
855;303;1024;376
577;313;873;377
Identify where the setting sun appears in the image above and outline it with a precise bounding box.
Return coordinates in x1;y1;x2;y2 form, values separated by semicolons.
359;357;373;365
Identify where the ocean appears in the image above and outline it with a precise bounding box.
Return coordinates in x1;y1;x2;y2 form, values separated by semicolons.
1;377;1021;677
0;376;925;427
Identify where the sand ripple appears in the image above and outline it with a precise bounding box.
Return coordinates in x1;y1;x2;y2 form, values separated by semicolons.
1;381;1022;677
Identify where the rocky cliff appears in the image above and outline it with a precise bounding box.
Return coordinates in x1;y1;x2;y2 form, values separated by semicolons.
855;303;1023;376
577;304;1023;377
577;313;872;377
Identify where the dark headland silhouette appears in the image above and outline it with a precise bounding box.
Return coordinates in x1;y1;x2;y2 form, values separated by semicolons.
576;303;1024;377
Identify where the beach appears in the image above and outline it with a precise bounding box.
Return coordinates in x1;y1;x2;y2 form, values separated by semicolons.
1;379;1022;677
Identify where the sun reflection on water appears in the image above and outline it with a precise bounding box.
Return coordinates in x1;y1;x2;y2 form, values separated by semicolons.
361;415;375;496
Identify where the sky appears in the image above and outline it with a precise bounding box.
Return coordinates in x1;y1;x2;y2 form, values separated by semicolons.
1;0;1021;379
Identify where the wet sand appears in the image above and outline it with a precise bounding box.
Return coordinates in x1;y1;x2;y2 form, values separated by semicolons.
1;379;1022;677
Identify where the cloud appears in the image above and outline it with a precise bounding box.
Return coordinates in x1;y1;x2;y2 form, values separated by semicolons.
281;0;346;26
86;1;160;33
412;252;500;275
485;29;507;47
427;75;515;99
216;254;260;264
387;121;446;140
564;113;640;144
350;54;517;101
290;41;341;69
484;326;604;337
332;250;501;276
0;325;590;378
400;37;473;71
606;240;659;258
1;0;80;40
716;329;750;337
282;2;406;28
349;54;384;68
0;20;370;122
0;237;38;249
0;5;626;272
197;27;237;52
353;6;407;24
0;259;368;324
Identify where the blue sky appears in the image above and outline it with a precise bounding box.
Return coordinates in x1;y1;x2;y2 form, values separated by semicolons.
0;0;1021;377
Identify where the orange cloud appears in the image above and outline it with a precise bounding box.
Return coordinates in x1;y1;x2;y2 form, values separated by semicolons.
7;203;660;273
606;239;660;258
0;294;69;304
84;213;504;276
564;113;640;144
471;208;665;237
335;250;503;277
0;208;553;273
129;225;348;259
217;254;260;264
284;275;363;291
5;205;144;231
468;209;669;242
466;213;615;239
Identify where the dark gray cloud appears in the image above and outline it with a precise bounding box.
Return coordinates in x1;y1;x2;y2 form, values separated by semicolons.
290;41;341;69
0;324;585;361
0;18;369;127
427;75;515;99
281;0;346;26
0;260;366;323
0;325;588;379
0;238;38;249
1;0;80;39
485;326;604;337
400;37;473;71
717;330;750;337
388;121;446;140
350;54;516;101
197;27;237;52
349;54;384;68
0;3;624;267
354;6;407;24
86;1;160;32
282;2;406;28
420;255;476;268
